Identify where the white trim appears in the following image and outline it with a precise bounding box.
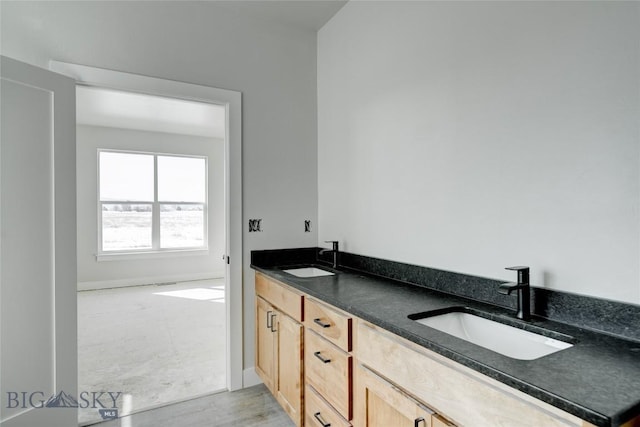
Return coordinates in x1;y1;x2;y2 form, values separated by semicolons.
51;60;243;391
96;248;210;262
0;407;37;424
78;272;224;292
242;368;263;388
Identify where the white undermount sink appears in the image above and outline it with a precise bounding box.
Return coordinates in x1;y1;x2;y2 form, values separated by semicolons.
413;310;573;360
283;267;335;278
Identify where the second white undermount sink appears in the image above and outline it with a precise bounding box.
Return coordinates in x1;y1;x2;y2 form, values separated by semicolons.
283;267;335;278
412;310;573;360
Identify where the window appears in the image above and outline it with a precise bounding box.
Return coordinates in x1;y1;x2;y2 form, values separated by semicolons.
99;150;207;254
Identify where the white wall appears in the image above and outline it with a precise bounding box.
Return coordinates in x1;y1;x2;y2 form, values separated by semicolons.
77;125;224;288
318;1;640;303
1;2;318;370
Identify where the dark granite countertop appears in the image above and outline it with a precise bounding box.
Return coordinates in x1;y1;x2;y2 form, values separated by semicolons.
251;256;640;427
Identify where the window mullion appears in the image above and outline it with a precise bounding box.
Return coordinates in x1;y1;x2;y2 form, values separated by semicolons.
153;155;160;250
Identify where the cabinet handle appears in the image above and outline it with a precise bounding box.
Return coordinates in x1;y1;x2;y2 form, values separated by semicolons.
313;318;331;328
270;313;277;332
313;351;331;364
266;310;273;329
313;412;331;427
414;417;425;427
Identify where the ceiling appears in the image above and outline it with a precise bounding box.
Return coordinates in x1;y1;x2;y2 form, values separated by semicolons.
76;86;226;139
215;0;349;32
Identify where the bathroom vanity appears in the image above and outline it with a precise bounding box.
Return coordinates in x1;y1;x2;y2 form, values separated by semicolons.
251;248;640;427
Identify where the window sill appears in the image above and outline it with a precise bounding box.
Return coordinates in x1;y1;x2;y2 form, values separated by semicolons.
96;249;210;262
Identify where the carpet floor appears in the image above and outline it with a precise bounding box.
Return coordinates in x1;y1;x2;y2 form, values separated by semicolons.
78;279;226;425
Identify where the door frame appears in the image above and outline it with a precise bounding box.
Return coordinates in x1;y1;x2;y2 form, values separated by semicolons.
50;61;243;391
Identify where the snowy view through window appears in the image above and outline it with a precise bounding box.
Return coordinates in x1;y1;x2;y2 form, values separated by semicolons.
99;151;207;252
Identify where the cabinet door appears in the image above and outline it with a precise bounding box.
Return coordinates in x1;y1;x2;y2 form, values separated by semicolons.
357;364;434;427
276;311;304;427
256;296;277;393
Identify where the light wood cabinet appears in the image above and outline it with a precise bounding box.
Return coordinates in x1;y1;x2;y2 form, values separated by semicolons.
356;364;435;427
304;297;355;425
355;320;586;427
256;272;303;322
255;271;639;427
276;311;304;425
255;296;276;393
432;415;456;427
305;385;352;427
305;328;353;420
255;273;304;426
305;298;352;352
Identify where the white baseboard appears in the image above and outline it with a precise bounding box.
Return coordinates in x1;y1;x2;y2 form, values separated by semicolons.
78;271;224;291
243;367;263;388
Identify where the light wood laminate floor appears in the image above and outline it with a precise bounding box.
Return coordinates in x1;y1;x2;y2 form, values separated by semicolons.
89;384;294;427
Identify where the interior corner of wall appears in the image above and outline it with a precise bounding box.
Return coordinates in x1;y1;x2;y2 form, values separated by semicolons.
242;367;262;389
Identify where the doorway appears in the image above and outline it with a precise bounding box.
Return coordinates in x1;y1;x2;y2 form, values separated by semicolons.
75;86;228;424
48;61;243;425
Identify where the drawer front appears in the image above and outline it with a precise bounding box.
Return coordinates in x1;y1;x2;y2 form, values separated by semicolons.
305;385;351;427
305;329;353;420
255;272;303;322
305;298;352;352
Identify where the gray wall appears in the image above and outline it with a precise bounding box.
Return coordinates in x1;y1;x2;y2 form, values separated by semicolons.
1;1;318;370
77;125;225;288
318;1;640;303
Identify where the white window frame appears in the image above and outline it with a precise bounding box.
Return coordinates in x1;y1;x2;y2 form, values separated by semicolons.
97;149;209;259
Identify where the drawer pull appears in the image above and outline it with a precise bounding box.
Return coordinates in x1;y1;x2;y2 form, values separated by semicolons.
313;412;331;427
314;318;331;328
313;351;331;364
270;313;277;332
414;417;425;427
266;310;273;329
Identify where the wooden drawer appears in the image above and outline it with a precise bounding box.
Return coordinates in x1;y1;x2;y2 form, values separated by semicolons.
305;298;352;352
305;385;351;427
305;329;353;420
255;272;303;322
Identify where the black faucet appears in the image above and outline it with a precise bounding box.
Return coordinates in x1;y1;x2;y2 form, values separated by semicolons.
319;241;339;269
499;266;531;321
